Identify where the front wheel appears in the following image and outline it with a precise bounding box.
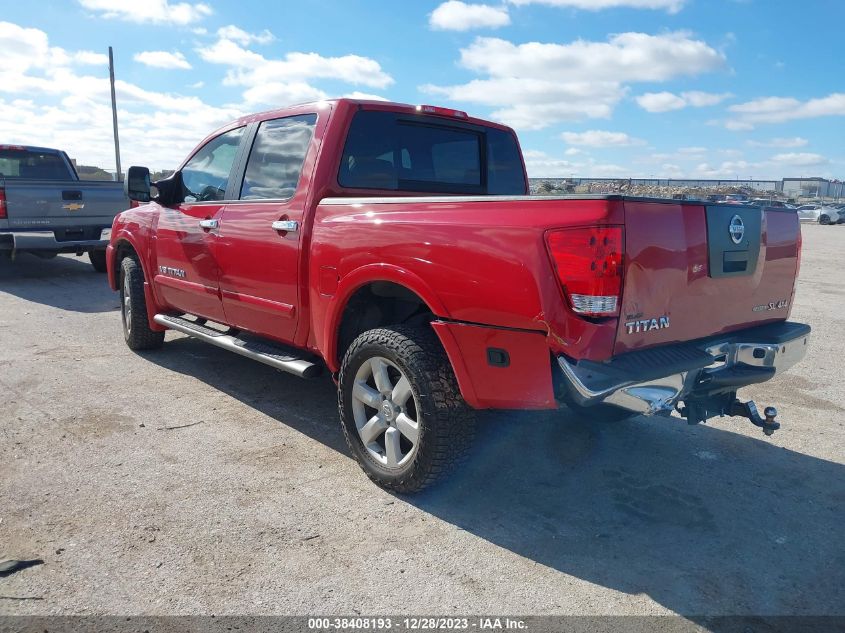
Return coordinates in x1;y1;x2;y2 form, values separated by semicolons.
89;249;108;272
338;326;475;493
819;215;831;225
120;256;164;351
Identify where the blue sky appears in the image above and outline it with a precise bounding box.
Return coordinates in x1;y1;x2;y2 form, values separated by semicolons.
1;0;843;179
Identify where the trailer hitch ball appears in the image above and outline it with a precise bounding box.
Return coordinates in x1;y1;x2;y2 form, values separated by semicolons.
763;406;778;436
726;399;780;435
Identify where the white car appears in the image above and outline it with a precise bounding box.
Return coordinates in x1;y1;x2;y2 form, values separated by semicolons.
796;204;843;225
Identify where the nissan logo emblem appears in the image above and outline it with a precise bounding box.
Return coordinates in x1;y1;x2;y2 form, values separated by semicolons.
729;215;745;245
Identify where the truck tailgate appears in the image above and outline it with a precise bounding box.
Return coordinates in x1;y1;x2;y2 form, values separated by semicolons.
615;201;800;355
3;180;125;225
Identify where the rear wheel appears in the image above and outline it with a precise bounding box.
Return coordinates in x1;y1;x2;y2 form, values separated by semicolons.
89;249;107;272
338;325;475;493
120;256;164;350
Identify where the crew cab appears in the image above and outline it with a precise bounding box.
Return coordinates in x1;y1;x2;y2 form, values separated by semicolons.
107;99;810;492
0;145;127;270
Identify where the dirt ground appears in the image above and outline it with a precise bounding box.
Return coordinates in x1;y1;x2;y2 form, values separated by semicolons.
0;224;842;616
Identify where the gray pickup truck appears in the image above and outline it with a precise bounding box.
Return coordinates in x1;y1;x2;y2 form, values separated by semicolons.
0;145;127;271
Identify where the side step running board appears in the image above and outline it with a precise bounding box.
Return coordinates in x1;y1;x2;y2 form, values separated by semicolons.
153;314;321;379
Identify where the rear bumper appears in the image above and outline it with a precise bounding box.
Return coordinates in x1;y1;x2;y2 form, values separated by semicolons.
0;229;110;253
557;321;810;416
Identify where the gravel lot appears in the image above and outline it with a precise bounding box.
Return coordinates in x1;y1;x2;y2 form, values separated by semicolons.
1;224;843;617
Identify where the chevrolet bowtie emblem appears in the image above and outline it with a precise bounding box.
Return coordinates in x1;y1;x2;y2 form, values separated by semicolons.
62;202;85;211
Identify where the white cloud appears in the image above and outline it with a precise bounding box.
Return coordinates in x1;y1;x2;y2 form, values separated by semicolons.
770;152;828;167
73;51;109;66
197;34;393;108
683;91;730;107
78;0;212;25
692;152;831;178
636;90;731;112
423;32;724;129
343;91;389;101
677;146;707;154
457;33;723;82
522;150;575;177
747;137;808;148
726;93;845;128
240;82;328;108
429;2;511;31
507;0;685;12
561;130;645;146
133;50;192;70
216;25;274;45
0;21;238;171
423;78;625;129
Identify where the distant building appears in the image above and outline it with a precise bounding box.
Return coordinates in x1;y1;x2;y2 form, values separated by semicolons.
781;177;843;199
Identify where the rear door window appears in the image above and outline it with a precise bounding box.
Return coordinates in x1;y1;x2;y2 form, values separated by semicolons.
240;114;317;200
338;110;525;194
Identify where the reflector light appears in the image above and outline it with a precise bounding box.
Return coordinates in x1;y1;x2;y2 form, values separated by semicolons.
416;105;468;119
546;226;624;317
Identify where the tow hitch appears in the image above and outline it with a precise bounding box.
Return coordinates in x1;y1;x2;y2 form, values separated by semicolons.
729;400;779;436
678;395;780;436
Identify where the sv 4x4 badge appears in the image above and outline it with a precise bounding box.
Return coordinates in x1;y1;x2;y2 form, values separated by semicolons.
753;299;789;312
625;315;670;334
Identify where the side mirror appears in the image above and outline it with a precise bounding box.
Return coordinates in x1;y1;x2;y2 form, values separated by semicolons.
125;166;151;203
153;171;183;207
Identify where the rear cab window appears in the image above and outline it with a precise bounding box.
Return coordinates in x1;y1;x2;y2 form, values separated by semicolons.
338;110;526;195
0;147;73;180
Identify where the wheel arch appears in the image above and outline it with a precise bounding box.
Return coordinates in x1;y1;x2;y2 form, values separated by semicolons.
323;265;450;373
110;238;139;290
111;236;166;333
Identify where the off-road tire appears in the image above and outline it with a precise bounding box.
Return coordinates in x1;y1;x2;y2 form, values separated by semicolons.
89;249;108;273
338;325;475;493
120;256;164;350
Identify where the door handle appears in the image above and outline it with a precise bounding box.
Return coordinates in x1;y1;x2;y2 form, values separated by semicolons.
199;219;219;230
272;220;299;233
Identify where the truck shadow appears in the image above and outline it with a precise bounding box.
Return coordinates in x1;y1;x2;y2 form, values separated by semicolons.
0;253;117;313
145;338;844;617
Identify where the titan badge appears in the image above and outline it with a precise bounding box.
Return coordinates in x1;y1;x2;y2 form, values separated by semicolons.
158;265;186;278
625;315;670;335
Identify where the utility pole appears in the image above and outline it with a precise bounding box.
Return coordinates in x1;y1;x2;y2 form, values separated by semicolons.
108;46;122;182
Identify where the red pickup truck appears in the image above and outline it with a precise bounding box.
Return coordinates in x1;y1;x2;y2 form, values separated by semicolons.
107;99;810;492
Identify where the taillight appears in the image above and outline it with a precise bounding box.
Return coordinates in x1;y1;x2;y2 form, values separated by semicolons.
546;226;624;317
0;188;6;219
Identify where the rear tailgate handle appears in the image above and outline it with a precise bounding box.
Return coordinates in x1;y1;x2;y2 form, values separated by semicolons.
272;220;299;233
62;190;83;200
